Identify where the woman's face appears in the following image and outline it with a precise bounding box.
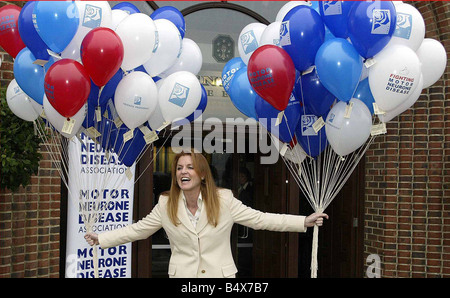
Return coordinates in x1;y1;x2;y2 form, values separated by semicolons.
176;155;202;192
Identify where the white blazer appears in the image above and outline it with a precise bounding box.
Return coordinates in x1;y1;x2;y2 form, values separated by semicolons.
98;188;307;278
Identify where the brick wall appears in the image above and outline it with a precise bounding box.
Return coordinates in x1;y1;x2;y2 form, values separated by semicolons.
364;1;450;278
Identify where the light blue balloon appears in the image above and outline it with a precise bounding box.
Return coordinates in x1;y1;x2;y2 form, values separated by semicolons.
33;1;79;53
222;57;246;93
315;38;363;102
228;67;258;120
310;1;320;13
13;48;45;105
354;78;375;114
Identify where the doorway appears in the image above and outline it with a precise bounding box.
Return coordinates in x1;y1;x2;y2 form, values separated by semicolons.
132;134;365;278
147;141;258;278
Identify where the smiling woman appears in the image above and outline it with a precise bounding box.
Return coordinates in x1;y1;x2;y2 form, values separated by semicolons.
169;152;220;227
85;149;327;278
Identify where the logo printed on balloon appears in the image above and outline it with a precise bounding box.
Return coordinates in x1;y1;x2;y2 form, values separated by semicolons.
83;4;102;28
322;1;342;16
240;30;258;54
44;82;55;101
0;14;16;31
249;68;274;89
386;71;415;95
372;10;391;35
279;21;291;46
301;115;318;136
134;96;142;106
153;31;159;53
394;13;412;39
327;113;336;125
169;83;190;107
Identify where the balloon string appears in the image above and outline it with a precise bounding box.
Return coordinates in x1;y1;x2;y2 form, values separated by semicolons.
350;63;365;100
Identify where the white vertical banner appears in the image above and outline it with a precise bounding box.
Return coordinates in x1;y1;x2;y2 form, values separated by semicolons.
65;134;135;278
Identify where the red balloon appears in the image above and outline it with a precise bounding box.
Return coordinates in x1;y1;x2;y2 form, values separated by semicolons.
44;59;91;118
0;5;26;58
247;45;296;111
81;27;124;87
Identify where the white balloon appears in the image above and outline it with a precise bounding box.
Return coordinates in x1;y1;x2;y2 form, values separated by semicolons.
143;19;182;77
275;1;310;22
148;104;165;131
416;38;447;88
158;71;202;123
325;98;372;157
111;9;129;31
369;44;421;112
148;78;166;131
114;71;158;130
379;74;424;123
30;99;44;117
6;79;40;122
386;3;425;52
238;23;267;65
259;22;282;47
43;96;87;139
116;13;157;71
61;1;112;60
159;38;203;77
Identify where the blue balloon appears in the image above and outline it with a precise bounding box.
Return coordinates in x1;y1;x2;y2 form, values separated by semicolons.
295;106;328;158
151;6;186;39
256;93;300;144
99;69;123;106
281;6;325;72
43;56;57;73
13;48;45;104
110;126;147;168
315;38;363;103
296;68;336;117
98;118;114;152
319;1;358;39
354;78;375;115
112;2;140;14
33;1;79;53
228;67;258;120
348;1;397;58
222;57;246;94
18;1;50;61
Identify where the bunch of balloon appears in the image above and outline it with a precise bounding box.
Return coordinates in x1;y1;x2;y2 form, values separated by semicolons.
222;1;447;278
4;1;207;167
3;2;207;278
